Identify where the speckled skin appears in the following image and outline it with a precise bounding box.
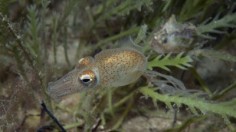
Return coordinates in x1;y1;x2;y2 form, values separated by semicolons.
94;48;146;87
48;48;147;101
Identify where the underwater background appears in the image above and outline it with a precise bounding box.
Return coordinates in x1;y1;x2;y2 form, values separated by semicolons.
0;0;236;131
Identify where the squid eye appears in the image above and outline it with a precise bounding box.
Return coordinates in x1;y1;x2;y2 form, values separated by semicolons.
78;70;97;87
80;74;93;84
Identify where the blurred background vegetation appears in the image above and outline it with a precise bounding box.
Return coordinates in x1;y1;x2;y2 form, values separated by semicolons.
0;0;236;131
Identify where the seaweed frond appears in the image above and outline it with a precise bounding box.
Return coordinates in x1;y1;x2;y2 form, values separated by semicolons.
194;49;236;62
135;24;148;44
96;0;153;23
25;5;41;65
148;53;193;71
139;86;236;118
197;13;236;38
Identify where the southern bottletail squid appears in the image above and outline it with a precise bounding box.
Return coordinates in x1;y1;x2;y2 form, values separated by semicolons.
47;48;147;101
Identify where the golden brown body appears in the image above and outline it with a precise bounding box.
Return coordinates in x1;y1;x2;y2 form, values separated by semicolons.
48;48;147;101
95;48;146;87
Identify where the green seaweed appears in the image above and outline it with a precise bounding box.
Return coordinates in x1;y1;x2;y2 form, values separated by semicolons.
148;53;193;71
139;86;236;118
